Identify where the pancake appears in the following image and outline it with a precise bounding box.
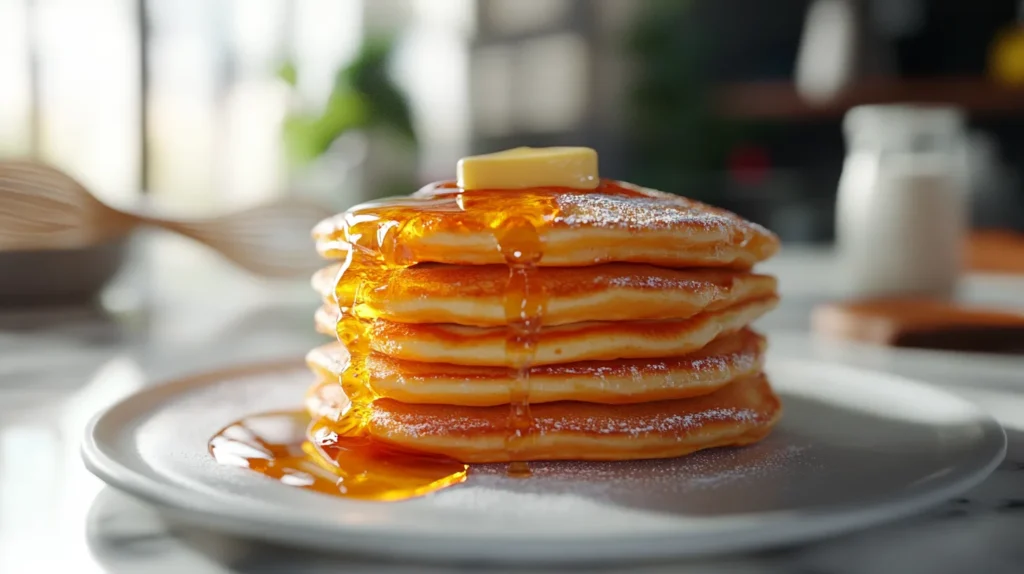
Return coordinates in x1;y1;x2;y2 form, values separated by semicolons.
314;295;778;367
312;180;779;270
306;329;766;406
311;263;778;327
305;373;781;463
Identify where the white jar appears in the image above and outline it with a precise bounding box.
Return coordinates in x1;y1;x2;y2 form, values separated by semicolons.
835;104;969;299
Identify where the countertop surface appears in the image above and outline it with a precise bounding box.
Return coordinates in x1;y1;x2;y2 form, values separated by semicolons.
2;234;1023;574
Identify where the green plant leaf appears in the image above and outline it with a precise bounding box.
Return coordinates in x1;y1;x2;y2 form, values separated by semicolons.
277;61;298;86
281;35;418;167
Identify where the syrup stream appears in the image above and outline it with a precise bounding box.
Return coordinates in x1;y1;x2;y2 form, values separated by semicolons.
329;183;554;476
496;216;546;476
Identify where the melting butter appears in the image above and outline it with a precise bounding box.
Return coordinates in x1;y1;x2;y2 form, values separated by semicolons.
457;147;599;191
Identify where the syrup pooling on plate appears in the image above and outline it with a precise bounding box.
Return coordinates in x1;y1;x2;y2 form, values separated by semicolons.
209;411;468;500
328;181;560;476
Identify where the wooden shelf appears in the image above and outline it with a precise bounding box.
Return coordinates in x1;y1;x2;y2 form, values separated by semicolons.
967;230;1024;275
716;78;1024;120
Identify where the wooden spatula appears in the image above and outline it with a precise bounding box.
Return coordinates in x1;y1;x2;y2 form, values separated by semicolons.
0;160;334;278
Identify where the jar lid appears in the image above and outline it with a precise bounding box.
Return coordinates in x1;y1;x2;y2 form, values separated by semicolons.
844;104;966;151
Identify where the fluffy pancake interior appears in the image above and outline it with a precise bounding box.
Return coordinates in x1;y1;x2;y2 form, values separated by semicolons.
315;295;778;366
306;329;766;406
312;263;778;327
306;374;781;463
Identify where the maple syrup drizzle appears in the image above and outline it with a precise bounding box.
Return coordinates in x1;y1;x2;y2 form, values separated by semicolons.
209;410;468;500
494;216;546;476
330;182;556;477
325;205;418;437
329;250;378;436
211;181;570;496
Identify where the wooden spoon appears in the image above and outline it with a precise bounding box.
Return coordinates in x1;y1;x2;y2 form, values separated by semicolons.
0;160;334;278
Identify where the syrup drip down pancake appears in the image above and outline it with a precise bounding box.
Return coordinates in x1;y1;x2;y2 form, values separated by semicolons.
306;329;767;406
311;263;778;327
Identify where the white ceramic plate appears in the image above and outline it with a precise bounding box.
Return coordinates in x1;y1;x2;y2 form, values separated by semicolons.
82;357;1006;565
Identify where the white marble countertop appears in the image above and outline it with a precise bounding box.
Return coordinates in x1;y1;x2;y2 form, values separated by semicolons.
2;234;1023;574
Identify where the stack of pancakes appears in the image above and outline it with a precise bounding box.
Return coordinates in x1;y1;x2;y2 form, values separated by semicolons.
306;179;782;463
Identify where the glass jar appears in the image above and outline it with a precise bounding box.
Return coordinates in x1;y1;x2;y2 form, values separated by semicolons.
835;104;969;299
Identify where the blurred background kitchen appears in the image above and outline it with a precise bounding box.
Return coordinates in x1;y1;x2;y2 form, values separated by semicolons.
2;0;1024;300
2;0;1023;234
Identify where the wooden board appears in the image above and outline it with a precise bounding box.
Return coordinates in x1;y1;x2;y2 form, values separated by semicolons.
812;298;1024;354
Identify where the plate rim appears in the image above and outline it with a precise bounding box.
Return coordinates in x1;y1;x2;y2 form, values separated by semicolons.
81;357;1007;564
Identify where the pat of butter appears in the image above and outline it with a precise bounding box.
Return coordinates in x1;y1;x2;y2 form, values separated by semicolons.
457;147;599;191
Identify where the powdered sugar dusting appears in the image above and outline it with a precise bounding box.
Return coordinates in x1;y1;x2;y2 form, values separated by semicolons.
422;443;815;518
374;412;493;438
531;339;760;387
604;274;708;291
371;401;769;440
553;192;738;232
542;407;760;437
502;443;812;489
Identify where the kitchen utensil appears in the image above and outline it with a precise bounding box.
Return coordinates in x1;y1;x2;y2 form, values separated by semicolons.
0;160;332;278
